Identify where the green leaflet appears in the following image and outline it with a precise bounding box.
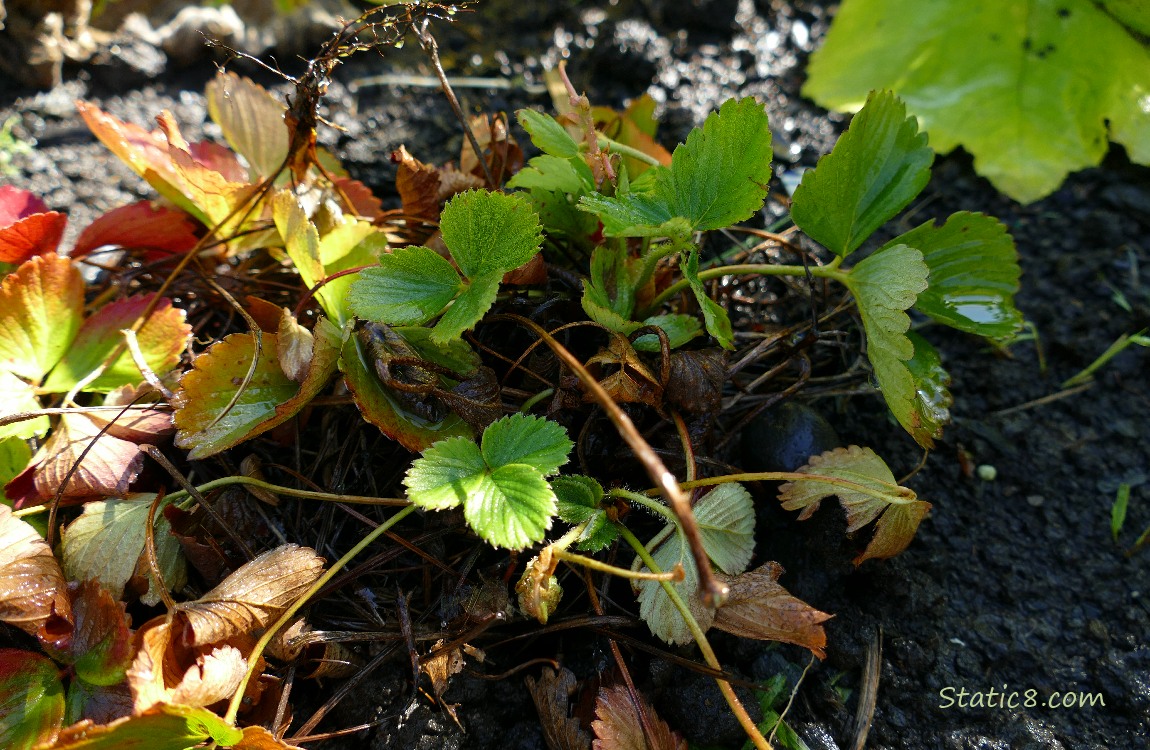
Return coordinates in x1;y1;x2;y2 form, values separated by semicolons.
790;90;933;258
0;650;64;750
552;474;618;552
683;249;735;350
803;0;1150;203
439;189;543;279
886;212;1024;340
842;244;937;446
404;414;573;550
517;108;580;158
348;246;461;326
579;97;771;237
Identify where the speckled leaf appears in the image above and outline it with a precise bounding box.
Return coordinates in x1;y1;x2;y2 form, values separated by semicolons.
803;0;1150;203
0;649;65;750
791;90;932;257
0;253;84;382
843;244;935;446
41;294;191;393
886;212;1023;339
778;445;931;564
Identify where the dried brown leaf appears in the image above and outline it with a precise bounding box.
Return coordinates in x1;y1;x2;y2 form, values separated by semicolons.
276;308;314;382
664;349;726;417
525;667;591;750
233;725;306;750
33;412;144;499
585;336;662;408
173;544;325;646
592;685;686;750
422;638;469;700
392;145;442;224
0;505;71;640
713;562;833;659
778;445;931;564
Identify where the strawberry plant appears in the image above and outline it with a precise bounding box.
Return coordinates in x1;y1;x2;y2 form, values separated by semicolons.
0;6;1026;748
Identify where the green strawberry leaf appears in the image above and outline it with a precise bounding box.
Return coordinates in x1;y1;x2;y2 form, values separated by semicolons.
904;332;953;443
48;703;243;750
0;372;47;439
0;253;84;382
632;314;702;352
886;212;1024;340
634;526;711;646
316;219;387;325
348;246;462;326
803;0;1150;203
41;294;191;394
429;271;503;345
507;154;594;194
439;190;543;279
552;475;617;552
683;249;734;350
791;90;933;258
0;649;64;750
842;244;935;446
517;109;580;158
693;483;755;576
481;413;573;476
405;415;572;549
578;192;686;239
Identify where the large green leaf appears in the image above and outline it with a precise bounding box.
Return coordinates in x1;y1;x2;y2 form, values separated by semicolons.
480;413;572;476
348;246;462;326
887;212;1024;339
790;90;932;257
804;0;1150;203
0;254;84;382
580;97;772;237
842;244;936;446
439;190;543;279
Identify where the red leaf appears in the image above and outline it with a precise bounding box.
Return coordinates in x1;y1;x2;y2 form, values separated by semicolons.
0;648;65;749
189;141;249;183
0;253;85;382
0;211;67;263
334;177;384;220
73;201;201;260
0;185;50;227
592;685;686;750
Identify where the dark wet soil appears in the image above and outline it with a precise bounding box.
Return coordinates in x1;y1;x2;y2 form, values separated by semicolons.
3;1;1148;749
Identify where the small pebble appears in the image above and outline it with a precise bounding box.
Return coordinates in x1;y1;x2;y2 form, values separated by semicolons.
1026;494;1045;507
976;464;997;482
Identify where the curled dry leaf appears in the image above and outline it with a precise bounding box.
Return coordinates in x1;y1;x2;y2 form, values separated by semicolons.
173;544;325;647
713;562;833;659
392;144;443;227
778;445;931;564
127;616;252;713
516;545;563;625
525;666;591;750
276;308;314;382
592;684;687;750
0;505;71;640
32;412;144;500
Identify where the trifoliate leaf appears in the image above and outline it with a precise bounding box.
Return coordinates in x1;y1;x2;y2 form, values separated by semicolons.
778;445;931;564
61;495;186;605
887;212;1023;339
803;0;1150;203
439;190;543;279
0;649;64;750
633;314;702;352
517;109;580;158
843;244;934;446
429;271;503;345
205;71;288;180
481;413;573;476
464;464;556;550
683;249;734;350
348;247;462;326
404;437;487;510
0;253;83;382
693;483;755;576
790;90;932;257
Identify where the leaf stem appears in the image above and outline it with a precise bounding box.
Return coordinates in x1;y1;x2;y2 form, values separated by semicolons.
608;487;679;525
162;475;410;507
552;546;683;581
616;524;772;750
224;504;417;724
595;135;662;167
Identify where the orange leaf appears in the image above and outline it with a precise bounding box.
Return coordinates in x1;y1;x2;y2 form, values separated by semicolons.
0;505;71;641
713;563;833;659
592;685;686;750
0;253;84;382
72;201;201;260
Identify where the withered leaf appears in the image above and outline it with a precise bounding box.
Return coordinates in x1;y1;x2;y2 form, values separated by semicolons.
173;544;325;646
778;445;931;564
713;563;833;659
276;308;314;382
440;365;503;432
592;684;687;750
422;639;470;700
127;616;253;712
460;114;524;180
664;349;726;416
585;335;663;408
525;666;591;750
32;412;144;499
66;580;133;687
392;145;442;225
0;505;71;640
233;725;307;750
